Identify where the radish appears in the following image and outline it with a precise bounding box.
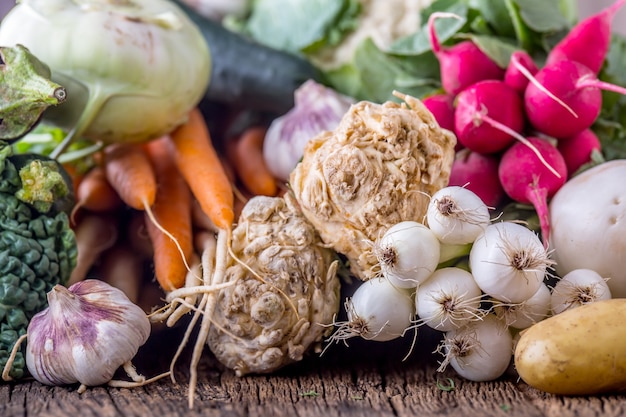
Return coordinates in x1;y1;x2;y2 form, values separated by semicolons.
504;50;538;93
454;80;524;154
428;12;504;95
448;149;504;208
556;128;602;176
498;137;568;248
422;94;456;134
545;0;626;74
524;59;626;139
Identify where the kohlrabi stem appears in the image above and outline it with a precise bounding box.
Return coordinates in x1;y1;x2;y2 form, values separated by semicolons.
49;85;108;160
57;142;104;164
477;109;562;179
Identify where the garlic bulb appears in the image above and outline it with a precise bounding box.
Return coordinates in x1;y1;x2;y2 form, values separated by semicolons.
262;80;355;181
26;279;151;390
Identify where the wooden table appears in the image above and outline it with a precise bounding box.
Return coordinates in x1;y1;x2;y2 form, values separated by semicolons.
2;321;625;417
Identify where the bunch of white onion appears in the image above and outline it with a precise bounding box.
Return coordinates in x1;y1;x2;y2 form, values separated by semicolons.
325;185;613;383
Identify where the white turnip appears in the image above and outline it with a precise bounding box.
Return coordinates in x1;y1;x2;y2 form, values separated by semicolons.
549;160;626;298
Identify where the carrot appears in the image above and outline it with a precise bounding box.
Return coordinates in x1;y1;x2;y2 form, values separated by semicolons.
231;126;278;197
103;143;157;211
73;165;123;215
144;136;194;291
167;108;234;230
167;108;235;408
68;212;119;285
126;210;154;260
100;243;144;304
61;162;84;196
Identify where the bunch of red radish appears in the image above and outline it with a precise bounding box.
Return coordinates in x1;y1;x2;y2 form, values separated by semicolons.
423;0;626;248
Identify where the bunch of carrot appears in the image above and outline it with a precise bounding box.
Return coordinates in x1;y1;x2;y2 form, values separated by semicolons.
67;109;280;295
64;107;281;407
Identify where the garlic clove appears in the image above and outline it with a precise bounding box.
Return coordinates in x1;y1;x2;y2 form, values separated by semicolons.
26;280;151;389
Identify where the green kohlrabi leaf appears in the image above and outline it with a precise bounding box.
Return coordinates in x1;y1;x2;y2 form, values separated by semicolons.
0;45;67;142
467;0;516;37
513;0;570;32
13;124;97;174
325;39;441;103
244;0;361;54
458;33;519;67
388;2;469;56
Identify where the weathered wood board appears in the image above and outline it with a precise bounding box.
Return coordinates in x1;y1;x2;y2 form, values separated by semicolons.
2;323;625;417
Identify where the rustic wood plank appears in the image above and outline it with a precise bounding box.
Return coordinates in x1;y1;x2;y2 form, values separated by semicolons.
1;323;625;417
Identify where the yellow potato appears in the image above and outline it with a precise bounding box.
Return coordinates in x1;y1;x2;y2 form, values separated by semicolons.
514;298;626;395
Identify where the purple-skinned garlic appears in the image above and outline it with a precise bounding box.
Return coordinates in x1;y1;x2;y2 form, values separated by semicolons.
25;279;151;392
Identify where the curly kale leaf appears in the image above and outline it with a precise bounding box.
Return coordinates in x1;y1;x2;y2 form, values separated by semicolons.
0;143;77;379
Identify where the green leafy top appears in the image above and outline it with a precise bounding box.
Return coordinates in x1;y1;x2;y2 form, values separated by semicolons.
322;0;577;103
228;0;361;54
231;0;626;159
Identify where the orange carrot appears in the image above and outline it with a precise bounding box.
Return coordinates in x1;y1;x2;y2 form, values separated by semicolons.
143;136;194;291
100;243;144;304
126;210;154;260
167;108;236;408
68;212;119;285
167;108;234;230
74;166;123;213
103;143;157;211
61;162;84;196
232;126;278;197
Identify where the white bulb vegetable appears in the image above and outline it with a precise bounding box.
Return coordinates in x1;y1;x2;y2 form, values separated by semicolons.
415;267;483;331
437;314;513;382
426;186;491;245
549;160;626;298
550;268;611;315
0;0;210;153
330;277;415;343
375;221;440;289
469;222;552;303
493;283;551;329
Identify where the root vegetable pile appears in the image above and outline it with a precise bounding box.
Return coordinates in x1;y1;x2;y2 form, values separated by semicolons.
5;0;626;404
290;92;456;280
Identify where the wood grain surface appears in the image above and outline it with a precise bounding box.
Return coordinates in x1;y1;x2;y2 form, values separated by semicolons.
1;321;625;417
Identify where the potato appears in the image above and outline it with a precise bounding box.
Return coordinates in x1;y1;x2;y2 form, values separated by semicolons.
514;299;626;395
